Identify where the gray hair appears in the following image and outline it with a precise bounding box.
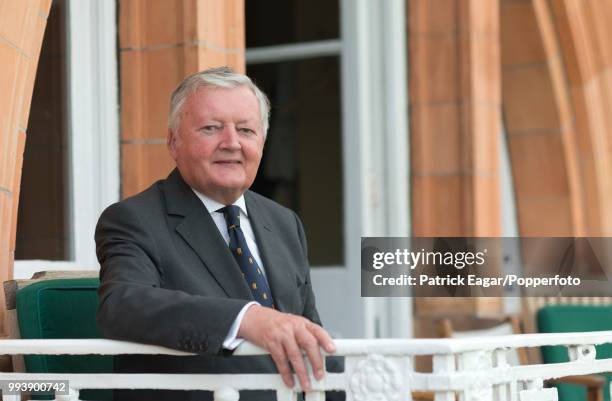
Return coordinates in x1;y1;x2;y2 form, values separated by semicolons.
168;66;271;137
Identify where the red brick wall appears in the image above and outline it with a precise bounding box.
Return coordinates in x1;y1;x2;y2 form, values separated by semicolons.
119;0;245;198
409;0;501;237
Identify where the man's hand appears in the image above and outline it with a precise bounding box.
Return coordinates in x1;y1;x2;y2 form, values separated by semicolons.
238;305;336;391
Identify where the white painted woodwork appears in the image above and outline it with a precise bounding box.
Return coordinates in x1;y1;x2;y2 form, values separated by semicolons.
0;332;611;400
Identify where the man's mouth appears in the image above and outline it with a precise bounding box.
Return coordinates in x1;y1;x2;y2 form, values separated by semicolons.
214;160;242;164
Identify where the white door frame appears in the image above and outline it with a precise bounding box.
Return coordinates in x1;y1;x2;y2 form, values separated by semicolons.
247;0;411;339
340;0;411;338
14;0;119;278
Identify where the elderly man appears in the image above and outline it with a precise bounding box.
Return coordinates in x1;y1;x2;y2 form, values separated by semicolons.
96;67;336;401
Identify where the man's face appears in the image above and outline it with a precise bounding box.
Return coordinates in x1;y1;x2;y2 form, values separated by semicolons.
168;86;265;204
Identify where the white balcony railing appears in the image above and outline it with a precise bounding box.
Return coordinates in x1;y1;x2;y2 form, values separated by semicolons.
1;331;612;401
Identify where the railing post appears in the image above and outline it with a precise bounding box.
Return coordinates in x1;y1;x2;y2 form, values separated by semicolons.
433;354;455;401
305;355;325;401
457;351;493;401
305;391;325;401
568;345;596;362
214;387;240;401
55;387;80;401
518;379;558;401
493;348;512;401
275;389;298;401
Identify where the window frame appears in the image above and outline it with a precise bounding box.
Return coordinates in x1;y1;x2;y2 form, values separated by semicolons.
246;0;411;338
14;0;119;278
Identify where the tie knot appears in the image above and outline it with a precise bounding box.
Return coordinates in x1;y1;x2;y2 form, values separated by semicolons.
219;205;240;228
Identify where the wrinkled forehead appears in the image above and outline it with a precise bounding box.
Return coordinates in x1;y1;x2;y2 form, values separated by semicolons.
182;86;261;125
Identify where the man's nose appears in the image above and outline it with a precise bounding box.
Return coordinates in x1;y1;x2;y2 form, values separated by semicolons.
219;125;241;149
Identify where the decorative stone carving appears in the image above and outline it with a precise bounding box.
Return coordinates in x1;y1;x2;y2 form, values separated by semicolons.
349;354;402;401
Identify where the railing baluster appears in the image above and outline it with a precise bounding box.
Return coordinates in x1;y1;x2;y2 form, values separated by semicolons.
518;379;558;401
55;387;79;401
433;354;455;401
509;381;520;401
305;391;325;401
213;387;239;401
457;351;493;401
568;344;596;362
493;349;510;401
276;388;298;401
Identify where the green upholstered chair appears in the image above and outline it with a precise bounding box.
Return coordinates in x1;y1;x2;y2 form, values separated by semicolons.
537;305;612;401
15;277;112;400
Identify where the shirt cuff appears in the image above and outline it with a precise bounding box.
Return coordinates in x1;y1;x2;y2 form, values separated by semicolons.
223;301;259;350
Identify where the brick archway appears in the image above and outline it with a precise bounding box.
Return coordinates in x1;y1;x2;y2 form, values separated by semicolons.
502;0;612;237
0;0;52;330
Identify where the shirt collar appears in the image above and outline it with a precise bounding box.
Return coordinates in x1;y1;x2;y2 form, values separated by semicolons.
191;188;248;217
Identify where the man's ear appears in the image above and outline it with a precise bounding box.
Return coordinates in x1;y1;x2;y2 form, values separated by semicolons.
167;128;178;160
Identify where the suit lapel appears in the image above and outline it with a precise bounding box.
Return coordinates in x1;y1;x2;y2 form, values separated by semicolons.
245;191;299;313
163;169;253;300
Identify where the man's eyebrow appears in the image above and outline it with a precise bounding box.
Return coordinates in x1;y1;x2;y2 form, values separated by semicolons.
236;119;256;125
197;122;221;127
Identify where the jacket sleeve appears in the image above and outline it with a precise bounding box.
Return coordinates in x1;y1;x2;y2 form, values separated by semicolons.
95;201;249;355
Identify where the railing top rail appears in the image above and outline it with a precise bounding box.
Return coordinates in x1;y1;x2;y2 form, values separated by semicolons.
1;330;612;356
233;330;612;354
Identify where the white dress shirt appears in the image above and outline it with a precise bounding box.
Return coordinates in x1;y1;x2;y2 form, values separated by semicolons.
191;189;263;350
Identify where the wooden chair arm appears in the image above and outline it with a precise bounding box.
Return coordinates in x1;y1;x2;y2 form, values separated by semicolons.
547;375;606;388
546;375;606;401
412;391;436;401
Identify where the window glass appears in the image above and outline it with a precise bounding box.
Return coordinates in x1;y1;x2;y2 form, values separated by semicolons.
16;0;69;260
246;0;339;47
248;57;343;266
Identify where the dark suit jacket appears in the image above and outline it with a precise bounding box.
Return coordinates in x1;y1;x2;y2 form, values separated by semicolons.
95;169;321;401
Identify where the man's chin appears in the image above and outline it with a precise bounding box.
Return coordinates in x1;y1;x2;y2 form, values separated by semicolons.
204;183;249;204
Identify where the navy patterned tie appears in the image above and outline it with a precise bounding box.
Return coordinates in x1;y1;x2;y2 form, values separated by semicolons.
219;205;275;308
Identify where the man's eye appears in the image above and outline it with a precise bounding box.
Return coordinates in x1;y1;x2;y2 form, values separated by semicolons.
201;125;220;133
238;128;255;135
